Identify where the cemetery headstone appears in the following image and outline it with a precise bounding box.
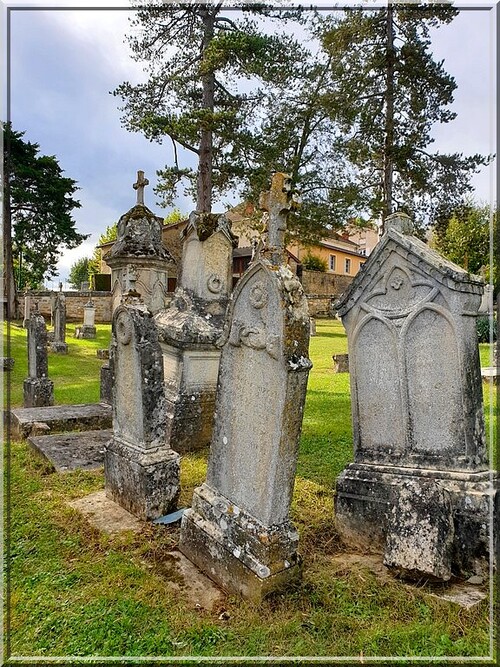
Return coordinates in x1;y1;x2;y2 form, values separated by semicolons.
50;286;68;353
154;210;238;453
106;170;175;315
23;288;32;328
334;211;495;580
23;307;54;408
332;353;349;373
104;290;180;520
75;298;96;339
179;173;311;600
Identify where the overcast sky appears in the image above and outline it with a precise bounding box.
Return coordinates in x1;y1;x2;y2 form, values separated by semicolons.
3;0;497;286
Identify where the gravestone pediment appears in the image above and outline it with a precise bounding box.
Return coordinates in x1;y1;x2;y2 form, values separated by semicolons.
108;204;173;263
336;228;483;319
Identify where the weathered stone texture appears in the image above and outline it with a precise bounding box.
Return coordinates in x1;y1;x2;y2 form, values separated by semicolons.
332;353;349;373
24;312;54;408
155;211;237;453
334;212;495;579
180;173;311;600
104;296;180;520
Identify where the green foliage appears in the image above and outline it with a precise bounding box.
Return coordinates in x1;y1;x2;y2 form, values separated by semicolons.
89;223;118;276
476;316;497;344
302;254;327;272
163;208;184;226
434;203;496;289
3;122;87;287
114;4;305;211
318;6;490;232
68;257;92;290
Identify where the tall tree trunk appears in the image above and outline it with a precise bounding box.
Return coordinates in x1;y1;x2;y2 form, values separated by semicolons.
197;8;216;213
3;167;18;320
382;3;395;233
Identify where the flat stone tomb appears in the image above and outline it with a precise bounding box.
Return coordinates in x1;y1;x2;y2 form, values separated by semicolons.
28;429;112;472
334;212;496;581
104;296;180;521
10;402;112;439
180;173;311;601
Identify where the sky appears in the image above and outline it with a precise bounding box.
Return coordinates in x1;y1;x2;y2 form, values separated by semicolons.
2;0;497;287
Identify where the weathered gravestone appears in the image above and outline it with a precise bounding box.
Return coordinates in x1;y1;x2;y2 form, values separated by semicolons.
75;298;96;339
23;288;32;328
104;290;180;520
332;353;349;373
179;173;311;600
154;211;237;453
23;307;54;408
50;286;68;353
105;171;175;315
334;212;495;580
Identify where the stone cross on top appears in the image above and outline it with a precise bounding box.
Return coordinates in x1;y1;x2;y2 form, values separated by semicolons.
259;173;300;259
133;170;149;206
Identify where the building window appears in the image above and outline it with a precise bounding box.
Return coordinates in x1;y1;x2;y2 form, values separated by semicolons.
329;254;336;271
345;258;351;274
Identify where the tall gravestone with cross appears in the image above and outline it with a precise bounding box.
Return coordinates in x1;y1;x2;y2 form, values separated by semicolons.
104;287;181;520
154;210;238;453
106;171;175;316
179;173;311;600
334;212;496;580
50;284;68;353
23;306;54;407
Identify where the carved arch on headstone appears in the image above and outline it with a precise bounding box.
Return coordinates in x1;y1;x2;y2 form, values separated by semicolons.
402;303;464;455
112;278;123;314
351;314;405;457
150;278;169;314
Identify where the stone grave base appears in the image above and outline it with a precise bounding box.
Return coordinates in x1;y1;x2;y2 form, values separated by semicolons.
23;377;54;408
179;484;302;601
75;325;96;339
335;463;495;579
28;429;112;472
165;387;216;454
10;402;112;439
104;437;180;521
50;341;68;354
481;367;499;384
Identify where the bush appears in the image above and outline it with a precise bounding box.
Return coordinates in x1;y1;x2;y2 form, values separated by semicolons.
302;254;327;272
476;315;497;343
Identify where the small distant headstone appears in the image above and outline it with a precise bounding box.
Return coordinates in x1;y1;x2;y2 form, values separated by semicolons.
97;349;110;360
50;290;68;353
75;298;96;339
309;317;316;337
23;308;54;408
179;173;311;601
332;353;349;373
334;211;494;580
104;291;180;520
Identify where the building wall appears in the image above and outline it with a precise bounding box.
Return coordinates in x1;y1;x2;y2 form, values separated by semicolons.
290;241;366;278
20;291;112;323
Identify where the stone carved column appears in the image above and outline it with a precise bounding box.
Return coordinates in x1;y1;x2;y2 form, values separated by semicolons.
23;309;54;407
50;289;68;353
154;211;238;453
334;211;496;580
104;292;180;520
179;173;311;600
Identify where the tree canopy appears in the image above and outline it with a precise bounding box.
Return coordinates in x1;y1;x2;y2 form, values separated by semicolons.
3;123;86;297
68;257;92;290
114;2;303;213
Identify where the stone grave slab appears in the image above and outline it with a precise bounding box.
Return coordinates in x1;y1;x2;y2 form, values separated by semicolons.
10;402;112;439
27;429;112;472
68;490;143;533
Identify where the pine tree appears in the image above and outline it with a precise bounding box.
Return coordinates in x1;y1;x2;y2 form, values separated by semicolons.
320;4;490;233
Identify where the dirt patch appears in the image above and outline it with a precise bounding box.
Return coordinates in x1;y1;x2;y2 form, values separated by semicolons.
161;550;225;612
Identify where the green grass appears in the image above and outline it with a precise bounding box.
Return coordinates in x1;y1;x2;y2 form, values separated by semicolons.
4;318;496;661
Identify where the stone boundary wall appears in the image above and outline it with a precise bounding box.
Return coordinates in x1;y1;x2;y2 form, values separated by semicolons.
19;291;112;323
301;269;353;297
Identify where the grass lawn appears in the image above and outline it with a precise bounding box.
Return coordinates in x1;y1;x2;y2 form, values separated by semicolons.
3;319;496;661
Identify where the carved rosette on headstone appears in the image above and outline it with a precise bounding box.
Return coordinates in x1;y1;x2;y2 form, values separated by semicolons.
104;293;180;520
50;289;68;353
106;171;175;316
154;211;238;453
334;212;496;580
23;310;54;408
179;173;311;600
